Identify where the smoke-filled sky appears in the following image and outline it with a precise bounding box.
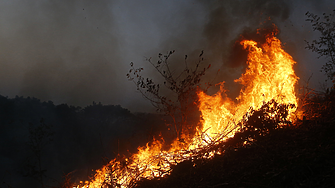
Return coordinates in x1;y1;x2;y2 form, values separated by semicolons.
0;0;334;112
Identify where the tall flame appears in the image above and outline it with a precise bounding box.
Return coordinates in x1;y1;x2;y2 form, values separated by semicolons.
76;28;299;188
198;30;298;138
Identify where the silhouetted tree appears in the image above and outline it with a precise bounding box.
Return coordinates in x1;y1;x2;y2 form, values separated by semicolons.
24;118;54;188
127;51;211;142
305;10;335;81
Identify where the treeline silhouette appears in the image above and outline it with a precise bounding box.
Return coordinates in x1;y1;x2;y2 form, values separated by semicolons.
0;95;166;187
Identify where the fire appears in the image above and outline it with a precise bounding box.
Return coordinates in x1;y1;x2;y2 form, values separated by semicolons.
76;28;299;188
198;29;298;139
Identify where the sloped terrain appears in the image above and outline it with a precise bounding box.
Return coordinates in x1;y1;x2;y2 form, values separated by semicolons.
135;93;335;188
135;121;335;188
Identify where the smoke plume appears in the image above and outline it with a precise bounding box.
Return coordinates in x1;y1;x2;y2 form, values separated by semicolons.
0;0;333;110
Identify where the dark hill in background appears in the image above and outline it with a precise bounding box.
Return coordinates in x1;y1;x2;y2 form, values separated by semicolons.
0;95;167;187
1;90;334;188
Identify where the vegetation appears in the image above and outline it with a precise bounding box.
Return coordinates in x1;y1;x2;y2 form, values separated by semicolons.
2;88;334;188
127;51;212;142
2;10;335;188
0;95;166;188
132;10;335;188
305;10;335;81
134;91;335;188
23;119;54;188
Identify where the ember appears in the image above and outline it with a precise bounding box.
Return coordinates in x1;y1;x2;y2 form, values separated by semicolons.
75;26;299;188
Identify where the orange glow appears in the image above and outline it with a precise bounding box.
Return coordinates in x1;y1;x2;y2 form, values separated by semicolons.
198;29;299;140
76;27;299;188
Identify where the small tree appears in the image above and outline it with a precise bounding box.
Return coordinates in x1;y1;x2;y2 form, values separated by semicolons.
23;118;54;188
127;50;211;142
305;10;335;81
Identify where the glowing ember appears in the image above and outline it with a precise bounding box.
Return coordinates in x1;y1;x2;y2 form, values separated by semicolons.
75;27;299;188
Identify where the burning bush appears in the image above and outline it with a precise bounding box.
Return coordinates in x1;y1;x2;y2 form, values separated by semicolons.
224;99;296;150
75;25;300;188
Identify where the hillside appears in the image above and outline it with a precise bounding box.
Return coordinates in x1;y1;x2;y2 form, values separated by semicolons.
135;92;335;188
1;90;334;187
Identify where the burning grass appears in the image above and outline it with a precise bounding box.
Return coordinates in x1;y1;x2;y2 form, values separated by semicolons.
135;125;335;188
299;85;335;123
76;99;297;188
73;26;305;188
133;87;335;188
135;93;335;188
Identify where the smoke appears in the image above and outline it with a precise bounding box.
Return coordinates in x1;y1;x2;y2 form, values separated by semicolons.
0;0;333;111
186;0;292;98
1;0;335;186
195;0;334;97
0;0;126;108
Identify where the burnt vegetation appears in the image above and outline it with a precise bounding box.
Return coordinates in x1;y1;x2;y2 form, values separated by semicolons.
2;10;335;188
133;11;335;188
134;89;335;188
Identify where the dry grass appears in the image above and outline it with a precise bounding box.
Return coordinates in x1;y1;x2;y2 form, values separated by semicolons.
134;91;335;188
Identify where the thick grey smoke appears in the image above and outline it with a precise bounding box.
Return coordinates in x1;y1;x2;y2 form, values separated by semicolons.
0;0;334;111
0;0;125;108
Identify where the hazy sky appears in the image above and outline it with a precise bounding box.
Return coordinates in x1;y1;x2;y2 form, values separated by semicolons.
0;0;334;112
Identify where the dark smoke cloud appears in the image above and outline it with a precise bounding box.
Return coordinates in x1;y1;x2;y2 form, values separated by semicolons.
0;0;127;108
0;0;334;111
190;0;293;98
193;0;335;98
202;0;291;58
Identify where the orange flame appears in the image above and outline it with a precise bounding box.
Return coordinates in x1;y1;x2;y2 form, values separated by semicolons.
76;28;299;188
198;30;299;139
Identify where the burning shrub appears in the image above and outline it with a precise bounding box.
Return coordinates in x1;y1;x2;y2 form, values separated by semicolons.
224;99;296;150
300;87;335;124
76;25;300;188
